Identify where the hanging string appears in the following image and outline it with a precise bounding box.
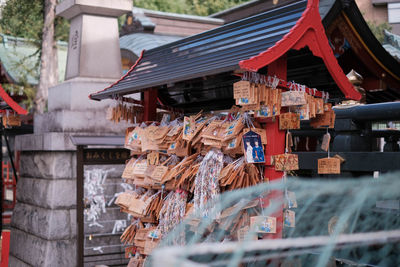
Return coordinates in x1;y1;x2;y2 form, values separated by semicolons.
327;127;330;158
242;71;329;98
242;112;255;129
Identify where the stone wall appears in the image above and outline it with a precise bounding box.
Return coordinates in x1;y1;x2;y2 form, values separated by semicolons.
9;151;77;267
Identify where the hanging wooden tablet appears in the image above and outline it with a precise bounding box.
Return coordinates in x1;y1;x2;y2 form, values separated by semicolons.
237;225;250;241
141;135;159;152
310;110;336;128
125;127;142;151
240;104;258;112
318;157;341;174
271;89;282;116
308;95;316;118
132;161;148;177
284;191;298;209
167;125;181;137
183;116;196;141
223;133;243;156
242;131;265;164
223;119;244;141
284;210;295;228
233;81;251;100
125;246;136;258
316;98;324;114
243;128;267;144
122;158;136;179
281;91;307;107
250;216;276;234
115;193;134;209
324;103;332;112
279;112;300;130
274;154;299;171
286;131;293;153
254;105;272;118
321;132;331;152
263;86;271;104
147;152;159;165
293;104;310;120
202;120;225;141
236;82;256;105
150;166;169;182
128;257;145;267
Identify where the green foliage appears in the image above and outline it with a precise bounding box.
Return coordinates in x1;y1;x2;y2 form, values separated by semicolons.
134;0;189;14
134;0;250;16
0;0;69;41
0;0;43;41
0;0;69;112
367;20;392;44
186;0;249;16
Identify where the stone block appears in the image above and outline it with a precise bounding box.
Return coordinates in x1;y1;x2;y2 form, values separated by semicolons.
10;228;76;267
16;177;76;209
34;109;129;134
11;203;72;240
45;238;77;267
47;78;117;112
15;132;77;151
19;151;75;179
56;0;132;20
10;227;46;266
8;255;31;267
70;209;77;238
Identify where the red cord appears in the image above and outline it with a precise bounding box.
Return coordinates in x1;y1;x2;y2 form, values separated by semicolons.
0;84;28;115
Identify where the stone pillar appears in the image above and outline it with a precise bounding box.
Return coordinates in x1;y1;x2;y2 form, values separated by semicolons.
9;149;77;267
35;0;132;134
10;1;132;266
57;0;131;80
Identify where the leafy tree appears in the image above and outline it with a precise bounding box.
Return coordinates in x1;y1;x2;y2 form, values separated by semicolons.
36;0;58;114
0;0;68;42
134;0;189;14
0;0;68;113
366;20;392;44
186;0;250;16
134;0;250;16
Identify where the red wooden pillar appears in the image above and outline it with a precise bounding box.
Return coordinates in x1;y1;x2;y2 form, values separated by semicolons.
1;230;10;267
143;88;158;121
263;55;287;239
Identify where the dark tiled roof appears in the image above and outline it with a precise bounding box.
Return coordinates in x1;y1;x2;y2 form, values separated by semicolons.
90;1;307;100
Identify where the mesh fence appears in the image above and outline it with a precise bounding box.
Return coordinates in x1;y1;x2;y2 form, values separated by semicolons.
149;173;400;267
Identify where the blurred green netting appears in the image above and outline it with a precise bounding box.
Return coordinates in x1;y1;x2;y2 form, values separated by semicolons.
148;173;400;267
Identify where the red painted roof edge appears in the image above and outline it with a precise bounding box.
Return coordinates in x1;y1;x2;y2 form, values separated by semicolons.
89;49;146;100
239;0;362;101
0;84;28;115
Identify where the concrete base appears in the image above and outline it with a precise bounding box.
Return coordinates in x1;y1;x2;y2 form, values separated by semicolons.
48;77;116;112
34;109;130;134
10;151;77;267
36;78;131;134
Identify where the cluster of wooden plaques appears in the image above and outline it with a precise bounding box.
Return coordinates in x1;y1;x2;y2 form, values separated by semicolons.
233;80;341;174
106;103;144;123
233;80;336;130
2;114;21;127
119;112;282;266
